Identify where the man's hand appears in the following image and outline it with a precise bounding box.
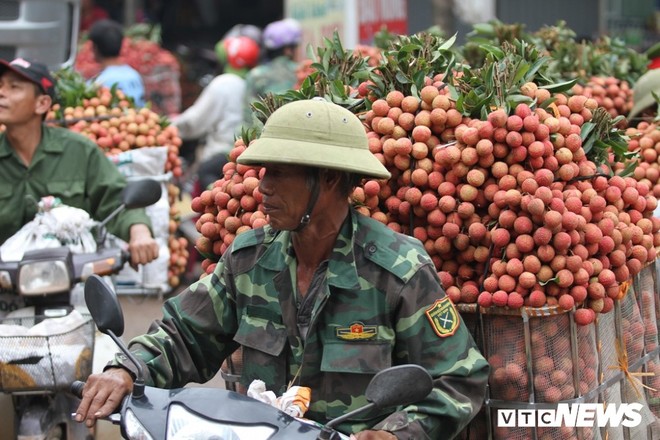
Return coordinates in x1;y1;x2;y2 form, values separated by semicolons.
350;431;397;439
128;223;159;267
74;368;134;427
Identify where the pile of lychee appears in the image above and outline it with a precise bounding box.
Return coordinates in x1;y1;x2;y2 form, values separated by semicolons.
571;76;633;121
48;87;183;178
623;120;660;199
190;138;267;276
189;79;659;325
355;80;659;325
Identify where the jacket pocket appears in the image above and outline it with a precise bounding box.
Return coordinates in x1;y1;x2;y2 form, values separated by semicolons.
0;187;12;200
321;341;392;374
0;187;22;243
46;180;85;205
234;309;287;356
320;341;392;420
233;309;289;392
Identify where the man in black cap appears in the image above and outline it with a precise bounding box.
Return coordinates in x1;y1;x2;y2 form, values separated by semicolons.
0;57;159;266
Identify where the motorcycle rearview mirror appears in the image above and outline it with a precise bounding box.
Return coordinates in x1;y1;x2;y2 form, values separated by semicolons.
95;179;162;246
318;364;433;439
84;274;124;336
122;179;162;209
84;274;146;398
365;364;433;408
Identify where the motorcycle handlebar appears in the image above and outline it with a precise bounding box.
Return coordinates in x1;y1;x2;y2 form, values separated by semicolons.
70;380;123;425
121;249;130;265
71;380;85;399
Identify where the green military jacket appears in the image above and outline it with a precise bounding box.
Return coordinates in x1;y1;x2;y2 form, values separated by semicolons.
0;125;151;245
114;209;489;439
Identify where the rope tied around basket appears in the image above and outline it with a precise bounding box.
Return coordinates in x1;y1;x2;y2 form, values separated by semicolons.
609;339;656;400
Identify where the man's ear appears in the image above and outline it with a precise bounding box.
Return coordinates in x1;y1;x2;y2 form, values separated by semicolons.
35;94;52;116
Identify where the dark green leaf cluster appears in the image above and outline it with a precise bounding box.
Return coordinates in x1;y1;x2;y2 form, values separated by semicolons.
461;20;528;68
460;19;649;86
580;107;638;176
52;67;102;109
453;40;574;119
367;32;458;99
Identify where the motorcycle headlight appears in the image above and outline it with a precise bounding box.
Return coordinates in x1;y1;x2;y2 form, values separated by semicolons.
166;403;277;439
125;408;155;440
18;260;70;295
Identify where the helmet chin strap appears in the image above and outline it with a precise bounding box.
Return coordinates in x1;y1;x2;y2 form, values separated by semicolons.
293;174;321;232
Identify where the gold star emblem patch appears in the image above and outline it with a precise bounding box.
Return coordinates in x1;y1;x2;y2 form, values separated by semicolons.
336;321;377;341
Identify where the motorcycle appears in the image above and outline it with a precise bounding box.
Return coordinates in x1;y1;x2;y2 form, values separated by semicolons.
72;274;434;440
0;179;162;440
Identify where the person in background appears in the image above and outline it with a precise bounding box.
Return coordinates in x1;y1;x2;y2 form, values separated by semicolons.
242;18;302;128
88;19;146;107
80;0;109;33
74;99;489;439
172;35;261;192
222;23;263;50
0;57;158;266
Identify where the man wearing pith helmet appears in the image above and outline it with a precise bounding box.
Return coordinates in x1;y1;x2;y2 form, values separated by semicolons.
234;98;489;439
74;99;488;440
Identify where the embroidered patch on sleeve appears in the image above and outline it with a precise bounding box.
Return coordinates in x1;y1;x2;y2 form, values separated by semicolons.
425;297;460;338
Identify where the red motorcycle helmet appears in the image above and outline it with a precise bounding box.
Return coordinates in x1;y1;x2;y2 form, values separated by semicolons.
222;36;260;69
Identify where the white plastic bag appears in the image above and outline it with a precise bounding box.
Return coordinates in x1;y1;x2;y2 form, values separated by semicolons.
0;219;61;261
109;146;172;293
247;379;311;418
0;197;97;261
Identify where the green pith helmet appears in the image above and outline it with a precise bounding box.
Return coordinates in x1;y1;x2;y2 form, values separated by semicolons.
629;69;660;120
237;98;391;179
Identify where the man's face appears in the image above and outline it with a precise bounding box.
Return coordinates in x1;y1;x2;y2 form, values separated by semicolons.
0;70;45;125
259;163;312;230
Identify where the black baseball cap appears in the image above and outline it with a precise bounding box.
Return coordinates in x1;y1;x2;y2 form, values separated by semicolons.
0;57;55;98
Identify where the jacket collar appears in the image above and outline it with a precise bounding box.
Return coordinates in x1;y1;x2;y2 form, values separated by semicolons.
258;209;361;290
0;124;61;159
0;134;12;158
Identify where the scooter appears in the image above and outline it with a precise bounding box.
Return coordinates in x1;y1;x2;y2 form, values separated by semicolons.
72;274;434;440
0;179;162;440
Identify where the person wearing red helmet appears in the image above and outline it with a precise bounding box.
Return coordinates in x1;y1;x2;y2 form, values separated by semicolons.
172;34;261;190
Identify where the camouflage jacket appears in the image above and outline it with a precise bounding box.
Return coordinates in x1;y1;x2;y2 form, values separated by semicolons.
111;208;489;439
242;56;298;127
